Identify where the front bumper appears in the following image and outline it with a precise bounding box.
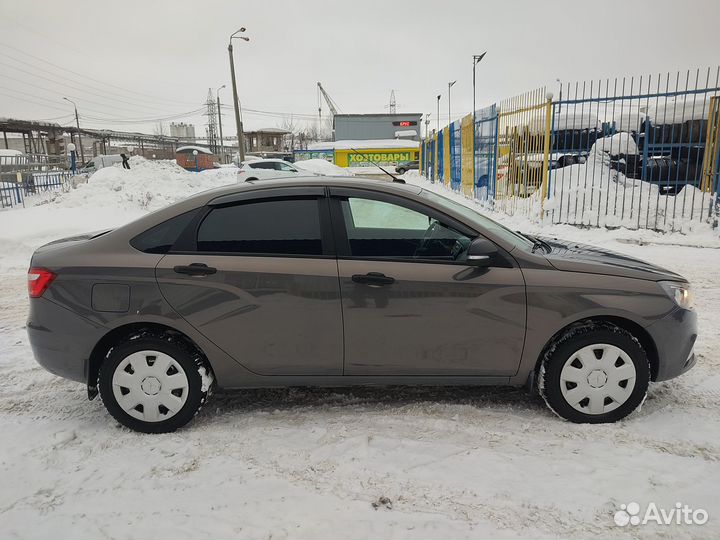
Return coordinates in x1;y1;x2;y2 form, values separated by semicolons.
646;306;697;382
27;297;106;384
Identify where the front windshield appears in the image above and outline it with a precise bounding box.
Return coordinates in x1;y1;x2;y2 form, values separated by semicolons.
418;189;534;249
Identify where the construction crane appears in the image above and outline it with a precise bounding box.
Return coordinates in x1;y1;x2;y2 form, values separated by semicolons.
317;82;341;120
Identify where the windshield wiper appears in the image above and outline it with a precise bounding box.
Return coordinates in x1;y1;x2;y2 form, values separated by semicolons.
524;234;552;254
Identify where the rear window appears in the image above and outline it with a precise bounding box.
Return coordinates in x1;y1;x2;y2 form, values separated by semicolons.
248;162;277;170
130;209;199;254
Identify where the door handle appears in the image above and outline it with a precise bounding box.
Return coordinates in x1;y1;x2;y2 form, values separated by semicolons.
351;272;395;286
173;263;217;276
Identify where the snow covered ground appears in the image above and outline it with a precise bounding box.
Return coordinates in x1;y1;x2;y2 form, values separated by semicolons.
1;159;719;539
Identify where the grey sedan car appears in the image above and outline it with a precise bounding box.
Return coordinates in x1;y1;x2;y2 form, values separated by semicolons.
27;177;696;432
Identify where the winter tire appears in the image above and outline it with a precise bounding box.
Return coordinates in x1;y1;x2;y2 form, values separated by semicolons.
539;322;650;423
98;332;213;433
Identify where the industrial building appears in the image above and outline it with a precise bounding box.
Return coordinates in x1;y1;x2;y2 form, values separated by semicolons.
169;122;196;139
333;113;423;142
244;128;290;153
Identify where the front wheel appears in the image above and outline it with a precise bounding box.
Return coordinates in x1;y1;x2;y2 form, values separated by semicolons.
539;322;650;423
98;332;213;433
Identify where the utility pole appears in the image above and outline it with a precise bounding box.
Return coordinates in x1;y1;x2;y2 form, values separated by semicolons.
425;113;431;139
63;97;84;163
228;27;249;163
436;94;441;133
216;85;226;163
448;80;456;124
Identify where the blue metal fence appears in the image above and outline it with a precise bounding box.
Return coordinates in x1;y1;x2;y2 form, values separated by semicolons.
0;171;70;208
474;104;498;203
422;67;720;232
450;120;462;190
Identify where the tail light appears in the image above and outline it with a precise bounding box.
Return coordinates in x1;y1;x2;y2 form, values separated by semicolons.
28;268;56;298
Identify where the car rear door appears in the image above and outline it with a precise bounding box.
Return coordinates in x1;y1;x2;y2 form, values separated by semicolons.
329;187;526;376
155;187;343;376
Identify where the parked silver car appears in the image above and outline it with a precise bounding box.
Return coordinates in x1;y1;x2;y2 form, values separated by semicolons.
27;177;696;432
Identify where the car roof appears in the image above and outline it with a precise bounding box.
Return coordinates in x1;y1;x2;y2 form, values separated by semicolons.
244;158;290;164
222;176;421;197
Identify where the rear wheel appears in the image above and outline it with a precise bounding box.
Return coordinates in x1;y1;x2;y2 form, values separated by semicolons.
539;323;650;423
98;332;213;433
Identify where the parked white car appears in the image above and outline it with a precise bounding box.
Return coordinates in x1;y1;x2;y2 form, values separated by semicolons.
237;159;309;182
79;154;124;174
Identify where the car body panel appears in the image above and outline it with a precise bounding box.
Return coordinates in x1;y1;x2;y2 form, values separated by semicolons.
155;254;344;376
337;258;526;376
540;237;684;281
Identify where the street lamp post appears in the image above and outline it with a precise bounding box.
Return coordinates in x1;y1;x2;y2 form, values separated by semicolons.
192;149;199;172
472;52;487;123
436;94;441;133
228;28;249;163
63;97;84;164
556;78;562;115
216;84;226;162
447;80;456;125
472;52;487;177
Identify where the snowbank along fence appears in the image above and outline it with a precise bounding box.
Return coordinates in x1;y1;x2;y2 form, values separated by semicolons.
420;67;720;232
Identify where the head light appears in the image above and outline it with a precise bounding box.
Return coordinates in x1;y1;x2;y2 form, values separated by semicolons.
659;281;693;309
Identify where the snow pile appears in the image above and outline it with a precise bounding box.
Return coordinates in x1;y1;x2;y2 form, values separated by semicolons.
647;97;714;123
589;132;638;156
307;139;419;150
294;158;353;176
529;110;601;132
40;157;237;212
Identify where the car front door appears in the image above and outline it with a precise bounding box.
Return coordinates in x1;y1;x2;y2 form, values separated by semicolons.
329;188;526;376
155;188;343;376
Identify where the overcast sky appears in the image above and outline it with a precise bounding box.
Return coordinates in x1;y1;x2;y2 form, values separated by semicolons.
1;0;718;136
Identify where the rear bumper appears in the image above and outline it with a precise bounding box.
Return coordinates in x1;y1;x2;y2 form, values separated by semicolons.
647;306;697;382
27;297;106;384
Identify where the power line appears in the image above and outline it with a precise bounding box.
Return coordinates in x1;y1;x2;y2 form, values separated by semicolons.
0;40;199;108
0;87;204;125
0;58;197;117
0;71;196;119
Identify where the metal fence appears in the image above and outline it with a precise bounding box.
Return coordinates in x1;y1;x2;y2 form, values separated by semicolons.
0;153;70;208
421;67;720;232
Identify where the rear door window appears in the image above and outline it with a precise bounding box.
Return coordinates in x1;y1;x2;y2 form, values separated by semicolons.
130;209;200;254
197;198;323;255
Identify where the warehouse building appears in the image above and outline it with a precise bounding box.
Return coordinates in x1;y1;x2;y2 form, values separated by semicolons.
333;113;423;142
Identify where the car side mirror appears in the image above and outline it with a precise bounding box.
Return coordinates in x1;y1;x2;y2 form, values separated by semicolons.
467;237;498;266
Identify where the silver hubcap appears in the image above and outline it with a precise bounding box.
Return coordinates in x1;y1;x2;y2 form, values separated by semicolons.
560;343;636;415
112;350;189;423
